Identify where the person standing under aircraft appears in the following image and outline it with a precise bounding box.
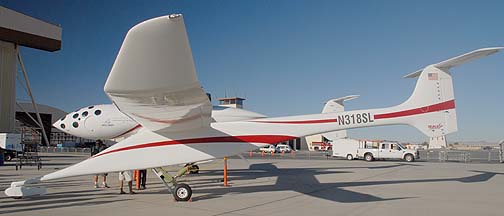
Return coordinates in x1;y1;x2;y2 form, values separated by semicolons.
91;140;109;188
139;169;147;189
119;170;136;194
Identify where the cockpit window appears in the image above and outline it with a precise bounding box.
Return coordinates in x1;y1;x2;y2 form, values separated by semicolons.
72;122;79;128
94;110;102;116
60;124;66;129
72;113;79;119
88;106;94;109
82;111;88;117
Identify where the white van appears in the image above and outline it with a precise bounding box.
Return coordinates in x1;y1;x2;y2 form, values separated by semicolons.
259;144;276;153
276;144;292;153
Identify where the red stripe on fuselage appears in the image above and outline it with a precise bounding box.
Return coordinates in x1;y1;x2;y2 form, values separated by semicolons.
253;119;337;124
111;124;142;139
93;135;296;158
96;100;454;158
374;100;455;120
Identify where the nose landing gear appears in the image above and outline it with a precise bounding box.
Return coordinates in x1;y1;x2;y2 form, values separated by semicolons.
151;164;197;202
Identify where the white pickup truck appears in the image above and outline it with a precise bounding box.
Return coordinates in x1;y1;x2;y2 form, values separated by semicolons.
358;140;418;162
332;139;418;162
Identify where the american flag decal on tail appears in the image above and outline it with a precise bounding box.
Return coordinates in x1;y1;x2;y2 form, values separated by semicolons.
428;73;438;80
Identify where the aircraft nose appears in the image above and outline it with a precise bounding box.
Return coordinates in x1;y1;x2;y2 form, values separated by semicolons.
53;116;68;130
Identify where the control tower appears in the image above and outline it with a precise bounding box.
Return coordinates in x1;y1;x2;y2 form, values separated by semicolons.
217;97;246;109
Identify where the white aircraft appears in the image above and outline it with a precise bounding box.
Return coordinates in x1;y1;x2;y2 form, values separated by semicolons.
5;14;501;201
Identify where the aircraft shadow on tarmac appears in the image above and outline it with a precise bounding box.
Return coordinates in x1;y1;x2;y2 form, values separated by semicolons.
0;178;133;215
167;163;503;203
1;162;502;212
0;194;133;214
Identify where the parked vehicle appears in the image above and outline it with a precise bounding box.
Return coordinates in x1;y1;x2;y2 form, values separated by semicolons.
311;141;332;151
276;144;292;153
332;139;419;162
3;149;17;161
259;144;276;153
1;133;23;161
358;140;419;162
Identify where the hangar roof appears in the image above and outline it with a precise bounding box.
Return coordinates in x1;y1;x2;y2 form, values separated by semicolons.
0;6;62;51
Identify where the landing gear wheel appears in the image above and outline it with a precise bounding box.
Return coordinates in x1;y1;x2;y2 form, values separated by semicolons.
364;153;374;162
173;183;192;202
346;154;353;160
189;165;199;174
404;154;414;162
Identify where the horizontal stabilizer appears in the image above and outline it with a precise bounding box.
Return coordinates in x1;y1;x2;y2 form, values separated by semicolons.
404;47;503;78
322;95;359;113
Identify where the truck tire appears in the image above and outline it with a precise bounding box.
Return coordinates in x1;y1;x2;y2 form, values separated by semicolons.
404;154;415;162
5;154;13;161
346;154;353;160
189;165;199;174
364;153;374;162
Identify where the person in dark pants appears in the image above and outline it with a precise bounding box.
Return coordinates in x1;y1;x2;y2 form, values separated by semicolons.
91;140;109;188
139;169;147;189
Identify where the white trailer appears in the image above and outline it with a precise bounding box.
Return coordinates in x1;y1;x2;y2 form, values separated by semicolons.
0;133;22;152
332;138;361;160
0;133;22;161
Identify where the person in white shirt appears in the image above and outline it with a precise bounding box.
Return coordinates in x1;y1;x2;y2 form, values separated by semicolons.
118;170;136;194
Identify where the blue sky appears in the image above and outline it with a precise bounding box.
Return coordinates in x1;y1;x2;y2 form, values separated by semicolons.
2;0;503;142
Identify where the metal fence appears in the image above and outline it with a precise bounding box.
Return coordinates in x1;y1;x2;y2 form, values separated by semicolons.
33;147;503;163
38;146;91;154
419;150;502;163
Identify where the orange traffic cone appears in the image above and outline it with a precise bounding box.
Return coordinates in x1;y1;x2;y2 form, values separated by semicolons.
223;157;228;187
261;150;265;157
281;150;285;157
134;170;140;189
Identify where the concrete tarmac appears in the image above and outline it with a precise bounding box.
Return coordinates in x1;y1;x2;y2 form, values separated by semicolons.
1;152;503;216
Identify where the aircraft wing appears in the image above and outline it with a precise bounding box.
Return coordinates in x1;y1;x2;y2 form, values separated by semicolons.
104;14;212;133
